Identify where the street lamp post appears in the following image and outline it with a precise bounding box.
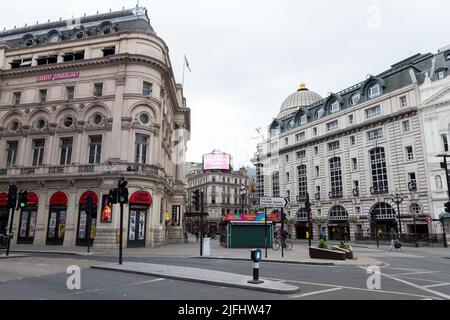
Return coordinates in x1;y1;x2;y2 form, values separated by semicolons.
412;212;418;248
240;185;247;214
391;190;404;239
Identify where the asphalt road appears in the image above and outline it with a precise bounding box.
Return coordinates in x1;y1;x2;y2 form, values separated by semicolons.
1;246;450;300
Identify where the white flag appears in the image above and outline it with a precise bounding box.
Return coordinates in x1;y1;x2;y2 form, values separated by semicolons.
184;55;191;72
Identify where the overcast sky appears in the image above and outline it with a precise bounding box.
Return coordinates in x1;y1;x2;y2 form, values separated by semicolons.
2;0;449;168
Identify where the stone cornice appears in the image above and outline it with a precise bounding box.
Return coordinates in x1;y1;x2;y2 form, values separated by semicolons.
0;53;169;79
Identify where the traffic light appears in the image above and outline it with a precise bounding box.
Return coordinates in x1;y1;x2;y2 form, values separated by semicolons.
118;180;129;204
18;191;28;209
85;195;97;219
445;202;450;213
7;184;18;209
109;189;118;205
192;189;200;211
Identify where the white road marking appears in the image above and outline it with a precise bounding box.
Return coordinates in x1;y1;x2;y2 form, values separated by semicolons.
424;283;450;288
359;267;450;300
393;276;445;284
395;271;437;276
267;278;439;300
290;288;342;299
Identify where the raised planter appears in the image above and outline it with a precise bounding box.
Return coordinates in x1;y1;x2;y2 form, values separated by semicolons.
309;247;346;260
332;246;354;260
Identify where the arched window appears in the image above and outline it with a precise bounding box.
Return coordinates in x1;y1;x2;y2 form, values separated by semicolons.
371;203;396;220
368;83;382;100
329;157;343;198
411;203;421;215
436;175;443;190
370;147;389;193
329;206;348;221
297;165;308;198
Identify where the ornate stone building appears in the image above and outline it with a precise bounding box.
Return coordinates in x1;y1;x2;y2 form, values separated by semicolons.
252;49;450;241
0;7;191;248
185;159;250;234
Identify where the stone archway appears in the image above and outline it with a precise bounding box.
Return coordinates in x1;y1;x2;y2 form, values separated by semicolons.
328;206;349;241
370;202;397;238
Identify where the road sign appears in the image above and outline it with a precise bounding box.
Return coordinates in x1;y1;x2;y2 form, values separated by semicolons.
259;197;289;208
426;216;433;224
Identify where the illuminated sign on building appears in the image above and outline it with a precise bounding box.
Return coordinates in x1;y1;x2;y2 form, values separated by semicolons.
37;72;80;82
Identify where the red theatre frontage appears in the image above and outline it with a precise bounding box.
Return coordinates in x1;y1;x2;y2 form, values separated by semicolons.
46;192;69;246
0;193;8;236
17;192;39;245
76;191;99;247
128;191;153;248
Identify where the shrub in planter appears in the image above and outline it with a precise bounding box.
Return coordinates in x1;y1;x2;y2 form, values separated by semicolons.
318;239;327;249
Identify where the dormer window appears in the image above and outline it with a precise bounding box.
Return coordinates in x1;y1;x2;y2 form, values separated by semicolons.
368;83;382;100
350;93;361;106
316;107;325;118
330;100;340;114
300;114;307;125
437;69;447;80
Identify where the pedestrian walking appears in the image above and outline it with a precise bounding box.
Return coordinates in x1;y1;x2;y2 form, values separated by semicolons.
389;228;399;251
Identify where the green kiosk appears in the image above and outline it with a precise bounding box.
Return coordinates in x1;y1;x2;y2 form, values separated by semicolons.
226;221;273;248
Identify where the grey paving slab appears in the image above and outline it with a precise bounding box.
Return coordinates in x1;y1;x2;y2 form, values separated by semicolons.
91;262;301;294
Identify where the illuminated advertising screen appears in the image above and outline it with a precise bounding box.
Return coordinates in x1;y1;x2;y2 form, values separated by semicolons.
203;153;231;171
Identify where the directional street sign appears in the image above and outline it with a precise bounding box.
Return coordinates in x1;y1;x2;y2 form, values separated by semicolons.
260;197;290;208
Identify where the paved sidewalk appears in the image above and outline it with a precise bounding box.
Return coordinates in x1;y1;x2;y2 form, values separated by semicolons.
4;238;387;266
91;262;301;294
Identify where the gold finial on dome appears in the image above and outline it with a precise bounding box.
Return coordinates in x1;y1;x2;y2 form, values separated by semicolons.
298;82;307;91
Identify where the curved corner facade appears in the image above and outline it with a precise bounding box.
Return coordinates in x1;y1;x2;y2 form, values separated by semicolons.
0;7;191;249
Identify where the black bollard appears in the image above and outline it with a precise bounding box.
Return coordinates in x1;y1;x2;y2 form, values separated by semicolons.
248;249;264;284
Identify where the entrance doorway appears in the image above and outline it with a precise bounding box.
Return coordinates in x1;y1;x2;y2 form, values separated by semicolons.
46;192;69;246
17;192;39;245
76;191;99;247
127;191;153;248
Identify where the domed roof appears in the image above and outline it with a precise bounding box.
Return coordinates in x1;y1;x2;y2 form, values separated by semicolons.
278;83;323;118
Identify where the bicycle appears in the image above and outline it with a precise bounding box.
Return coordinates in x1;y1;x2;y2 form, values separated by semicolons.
272;238;293;250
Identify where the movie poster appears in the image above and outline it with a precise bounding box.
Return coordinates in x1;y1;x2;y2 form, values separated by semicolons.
20;213;27;238
101;195;112;223
29;211;37;238
138;211;145;240
78;211;87;239
129;211;136;240
58;211;67;238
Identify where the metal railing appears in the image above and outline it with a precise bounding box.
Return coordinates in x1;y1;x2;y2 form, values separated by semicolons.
354;233;446;246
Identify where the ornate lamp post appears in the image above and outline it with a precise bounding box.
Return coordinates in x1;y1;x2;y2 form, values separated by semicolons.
391;190;404;239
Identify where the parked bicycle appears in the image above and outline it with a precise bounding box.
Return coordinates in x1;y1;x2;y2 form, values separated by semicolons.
272;238;293;250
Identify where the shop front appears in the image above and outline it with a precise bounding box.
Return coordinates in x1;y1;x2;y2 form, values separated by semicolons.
0;193;9;236
370;202;397;237
76;191;99;247
128;191;153;248
46;192;69;246
17;192;39;245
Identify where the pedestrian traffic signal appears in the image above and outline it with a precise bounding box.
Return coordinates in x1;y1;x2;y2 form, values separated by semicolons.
118;179;129;204
18;191;28;209
109;189;118;205
445;202;450;213
7;184;18;209
192;189;200;211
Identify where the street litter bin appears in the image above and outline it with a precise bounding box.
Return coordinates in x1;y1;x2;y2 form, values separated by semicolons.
203;238;211;256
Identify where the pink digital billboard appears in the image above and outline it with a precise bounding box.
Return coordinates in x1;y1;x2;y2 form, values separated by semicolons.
203;153;231;171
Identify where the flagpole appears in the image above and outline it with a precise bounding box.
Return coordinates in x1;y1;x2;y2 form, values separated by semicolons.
182;56;186;88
